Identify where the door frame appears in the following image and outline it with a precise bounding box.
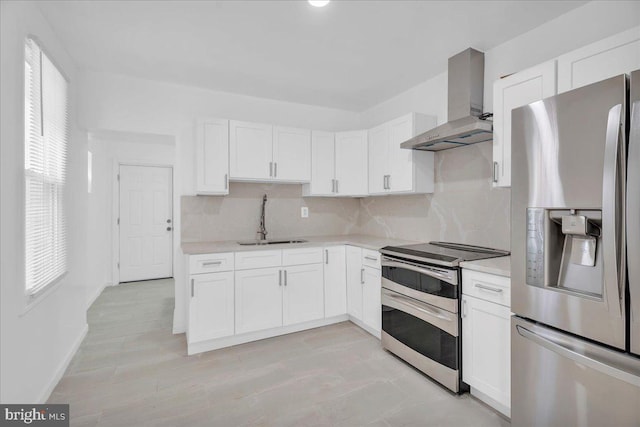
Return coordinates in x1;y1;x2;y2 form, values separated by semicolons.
112;162;174;285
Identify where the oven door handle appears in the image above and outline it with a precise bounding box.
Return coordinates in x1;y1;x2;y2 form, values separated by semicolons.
382;259;457;285
384;291;454;322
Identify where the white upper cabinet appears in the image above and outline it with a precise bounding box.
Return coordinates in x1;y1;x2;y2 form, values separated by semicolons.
557;26;640;94
303;131;335;196
368;123;389;194
367;113;436;195
334;130;368;197
195;118;229;195
492;61;557;188
229;120;273;181
230;121;311;183
272;126;311;182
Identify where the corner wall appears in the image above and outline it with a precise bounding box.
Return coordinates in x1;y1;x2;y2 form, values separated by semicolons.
1;1;88;403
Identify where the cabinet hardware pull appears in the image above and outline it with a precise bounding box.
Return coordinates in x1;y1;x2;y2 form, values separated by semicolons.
383;175;387;190
360;268;365;284
224;173;228;190
191;279;195;298
475;283;503;293
387;175;391;190
325;249;329;264
284;269;288;286
274;162;278;177
462;299;467;317
493;161;499;183
270;162;273;177
364;256;377;261
332;179;336;193
336;180;339;193
202;261;222;266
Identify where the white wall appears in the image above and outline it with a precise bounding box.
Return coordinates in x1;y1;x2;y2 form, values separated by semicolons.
77;71;362;334
360;1;640;126
86;131;177;306
0;1;88;403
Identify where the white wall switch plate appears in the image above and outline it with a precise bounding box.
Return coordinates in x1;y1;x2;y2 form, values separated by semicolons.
301;207;309;218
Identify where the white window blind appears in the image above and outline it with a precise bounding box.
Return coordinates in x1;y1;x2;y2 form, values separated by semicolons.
24;38;69;295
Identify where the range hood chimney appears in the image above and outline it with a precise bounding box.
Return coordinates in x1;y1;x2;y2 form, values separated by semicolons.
401;48;492;151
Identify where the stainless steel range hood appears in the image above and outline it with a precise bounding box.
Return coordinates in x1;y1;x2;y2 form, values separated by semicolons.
401;48;492;151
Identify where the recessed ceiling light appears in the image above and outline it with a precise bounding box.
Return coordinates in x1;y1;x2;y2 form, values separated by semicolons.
308;0;330;7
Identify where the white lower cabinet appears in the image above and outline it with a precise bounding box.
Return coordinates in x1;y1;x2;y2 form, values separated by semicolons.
186;244;380;354
345;245;381;337
462;269;511;417
362;266;381;334
188;271;235;343
235;267;283;334
324;246;347;317
283;264;324;325
346;246;364;320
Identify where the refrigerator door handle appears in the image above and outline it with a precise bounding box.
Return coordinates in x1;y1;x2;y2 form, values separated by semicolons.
602;103;625;317
516;324;640;388
628;98;640;352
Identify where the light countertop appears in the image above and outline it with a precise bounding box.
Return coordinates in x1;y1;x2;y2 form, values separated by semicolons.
460;256;511;277
181;234;418;255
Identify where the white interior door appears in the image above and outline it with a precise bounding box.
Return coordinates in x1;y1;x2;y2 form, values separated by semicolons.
119;165;173;282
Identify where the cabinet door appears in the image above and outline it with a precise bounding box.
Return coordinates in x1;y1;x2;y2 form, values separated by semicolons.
188;271;234;343
558;27;640;94
335;131;368;196
493;60;556;188
306;131;335;196
368;123;389;195
387;114;415;193
324;246;347;317
462;295;511;411
196;119;229;195
273;126;311;182
362;266;381;334
346;246;363;320
229;120;273;180
282;264;324;326
235;267;282;334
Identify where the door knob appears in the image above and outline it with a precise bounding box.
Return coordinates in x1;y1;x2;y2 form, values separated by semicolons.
167;219;172;223
166;227;172;231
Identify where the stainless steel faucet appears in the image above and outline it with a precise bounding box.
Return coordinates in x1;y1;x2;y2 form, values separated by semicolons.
257;194;268;241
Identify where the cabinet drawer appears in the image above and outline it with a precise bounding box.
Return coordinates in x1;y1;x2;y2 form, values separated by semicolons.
189;253;234;274
235;250;282;270
362;249;381;270
462;269;511;307
282;247;323;266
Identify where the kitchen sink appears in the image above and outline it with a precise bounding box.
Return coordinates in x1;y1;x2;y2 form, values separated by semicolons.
237;239;308;246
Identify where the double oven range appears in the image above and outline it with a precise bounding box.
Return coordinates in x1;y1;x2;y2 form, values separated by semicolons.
379;242;509;393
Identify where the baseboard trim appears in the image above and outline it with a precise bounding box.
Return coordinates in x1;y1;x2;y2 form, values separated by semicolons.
87;282;110;309
348;315;381;340
187;314;349;355
37;323;88;403
470;386;511;418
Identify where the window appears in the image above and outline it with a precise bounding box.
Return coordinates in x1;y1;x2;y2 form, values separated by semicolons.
24;38;69;295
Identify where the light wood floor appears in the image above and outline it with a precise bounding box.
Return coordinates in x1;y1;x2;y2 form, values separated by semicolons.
48;279;509;427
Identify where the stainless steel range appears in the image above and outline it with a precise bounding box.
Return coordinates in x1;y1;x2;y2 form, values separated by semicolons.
379;242;509;393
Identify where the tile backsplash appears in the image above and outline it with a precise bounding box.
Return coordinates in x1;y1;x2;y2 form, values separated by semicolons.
355;141;511;250
181;183;360;242
181;141;511;250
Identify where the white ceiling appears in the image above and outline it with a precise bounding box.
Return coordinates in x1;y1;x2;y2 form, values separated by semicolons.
38;0;586;111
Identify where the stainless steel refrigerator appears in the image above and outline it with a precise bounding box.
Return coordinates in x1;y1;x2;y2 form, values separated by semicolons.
511;70;640;426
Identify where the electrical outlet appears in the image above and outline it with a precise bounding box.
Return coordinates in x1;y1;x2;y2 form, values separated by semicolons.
301;207;309;218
